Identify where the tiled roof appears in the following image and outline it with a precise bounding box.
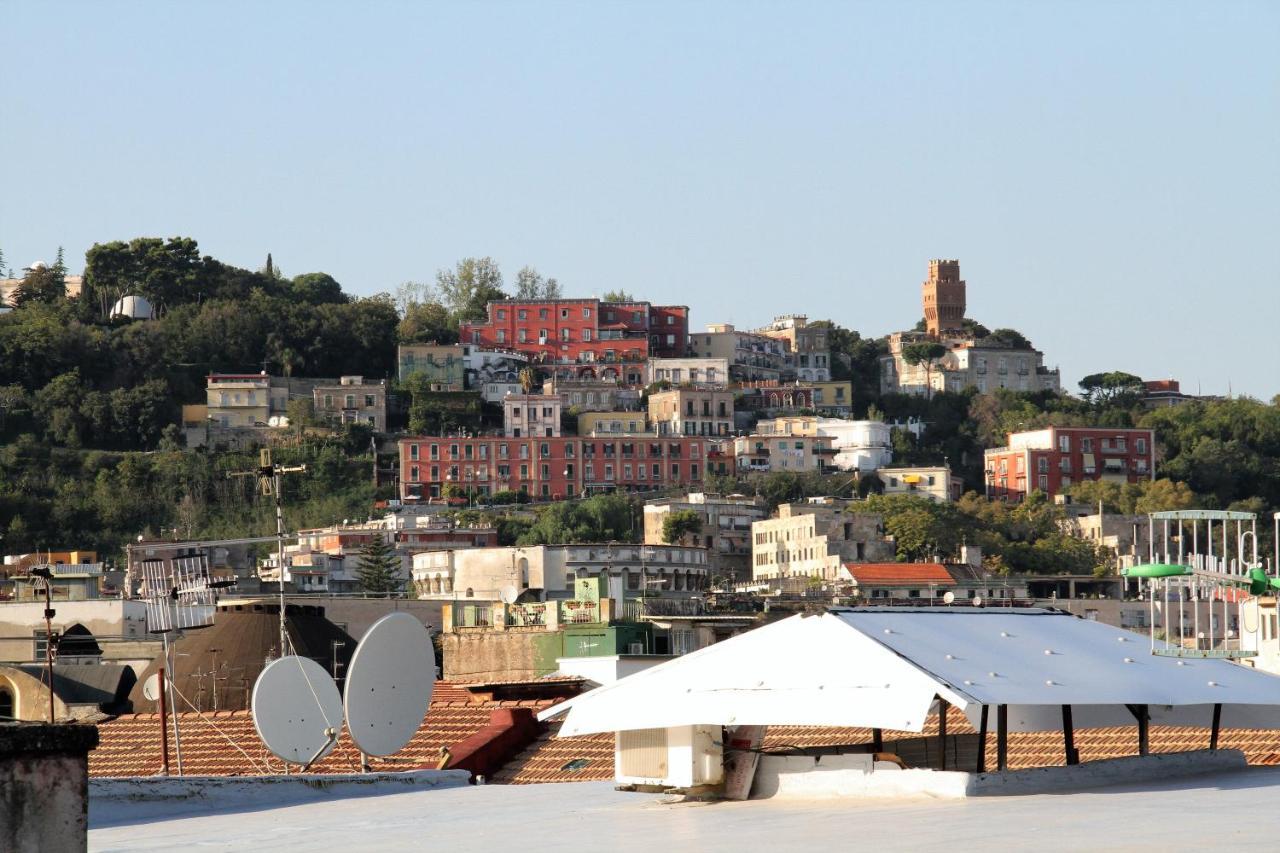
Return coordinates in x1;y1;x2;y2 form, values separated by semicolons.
489;724;615;784
846;562;955;586
90;681;582;779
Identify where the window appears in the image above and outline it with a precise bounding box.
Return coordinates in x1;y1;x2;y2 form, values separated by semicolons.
1136;438;1147;454
496;309;506;320
0;687;12;722
1058;434;1070;453
561;308;569;319
518;329;528;343
497;330;507;343
345;394;355;408
365;394;375;408
520;464;529;478
583;307;591;318
323;394;333;408
410;444;419;461
540;308;549;319
410;465;419;482
518;309;528;320
583;329;592;342
1038;474;1049;491
1037;458;1049;473
1081;437;1093;452
33;629;50;660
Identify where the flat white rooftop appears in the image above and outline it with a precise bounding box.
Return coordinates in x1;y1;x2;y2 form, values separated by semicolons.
90;770;1280;852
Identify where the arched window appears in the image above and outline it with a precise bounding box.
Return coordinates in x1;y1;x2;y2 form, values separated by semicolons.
465;587;474;598
0;686;14;722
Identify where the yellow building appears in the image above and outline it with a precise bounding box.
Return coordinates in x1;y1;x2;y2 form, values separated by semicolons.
579;411;651;436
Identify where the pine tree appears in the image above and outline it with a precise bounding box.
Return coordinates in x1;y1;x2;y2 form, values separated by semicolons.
356;536;401;596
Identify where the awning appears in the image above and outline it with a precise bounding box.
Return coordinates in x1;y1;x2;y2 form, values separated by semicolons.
541;608;1280;735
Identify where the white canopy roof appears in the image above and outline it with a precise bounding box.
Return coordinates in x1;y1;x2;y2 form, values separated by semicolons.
542;608;1280;736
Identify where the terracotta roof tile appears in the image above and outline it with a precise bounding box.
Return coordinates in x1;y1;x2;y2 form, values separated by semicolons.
846;562;955;586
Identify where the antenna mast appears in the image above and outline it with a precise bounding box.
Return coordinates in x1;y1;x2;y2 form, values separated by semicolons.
229;449;307;658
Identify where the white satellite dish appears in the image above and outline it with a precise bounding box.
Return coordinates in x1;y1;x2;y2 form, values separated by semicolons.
142;673;162;702
942;591;955;605
251;655;344;765
344;612;435;757
499;585;519;605
972;596;984;608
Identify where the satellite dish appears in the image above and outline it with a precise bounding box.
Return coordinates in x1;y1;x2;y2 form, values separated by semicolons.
499;585;519;604
344;612;435;757
972;596;984;608
251;655;344;765
942;591;955;605
142;673;162;702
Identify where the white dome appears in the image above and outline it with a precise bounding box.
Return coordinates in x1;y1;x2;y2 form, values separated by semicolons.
110;293;155;320
29;261;46;271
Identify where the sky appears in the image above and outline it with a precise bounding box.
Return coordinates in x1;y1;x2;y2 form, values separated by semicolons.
3;0;1277;398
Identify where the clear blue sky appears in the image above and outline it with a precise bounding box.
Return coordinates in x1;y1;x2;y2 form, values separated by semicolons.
3;1;1277;398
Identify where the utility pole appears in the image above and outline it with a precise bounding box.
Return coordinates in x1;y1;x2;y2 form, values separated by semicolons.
229;449;306;658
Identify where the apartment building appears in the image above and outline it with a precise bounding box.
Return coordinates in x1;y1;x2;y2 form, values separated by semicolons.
984;426;1156;501
689;324;788;381
578;411;651;436
648;388;734;437
397;343;466;387
399;435;712;501
313;376;387;432
645;357;731;388
643;493;768;583
732;433;838;474
751;501;892;581
755;315;831;381
541;378;641;412
756;416;892;473
458;299;688;377
876;466;957;502
503;393;562;438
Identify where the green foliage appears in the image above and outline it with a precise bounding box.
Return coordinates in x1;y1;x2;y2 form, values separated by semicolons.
901;341;947;367
1079;371;1145;406
514;266;562;300
985;328;1032;349
515;493;641;545
435;257;507;324
289;273;348;305
488;489;529;505
1067;478;1195;515
356;535;402;595
11;264;66;307
661;509;703;544
602;289;634;302
403;376;482;434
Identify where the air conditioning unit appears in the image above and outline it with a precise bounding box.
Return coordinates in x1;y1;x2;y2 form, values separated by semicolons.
615;726;723;788
628;642;645;655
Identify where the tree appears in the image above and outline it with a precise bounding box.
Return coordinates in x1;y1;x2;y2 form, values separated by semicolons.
11;262;67;307
901;341;947;399
986;328;1032;349
1078;371;1145;406
519;367;539;394
514;266;561;300
661;509;703;544
356;536;401;595
289;273;347;305
602;289;634;302
436;257;506;324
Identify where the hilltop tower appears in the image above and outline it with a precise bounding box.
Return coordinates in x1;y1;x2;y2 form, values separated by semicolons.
922;259;965;338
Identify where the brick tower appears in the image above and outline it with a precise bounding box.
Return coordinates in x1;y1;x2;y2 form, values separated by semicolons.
922;259;965;338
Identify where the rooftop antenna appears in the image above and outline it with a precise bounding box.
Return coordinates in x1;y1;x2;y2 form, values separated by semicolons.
228;448;307;658
343;613;435;771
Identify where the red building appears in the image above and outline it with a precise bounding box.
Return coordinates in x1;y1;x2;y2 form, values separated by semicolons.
458;299;688;380
984;426;1155;501
399;435;710;501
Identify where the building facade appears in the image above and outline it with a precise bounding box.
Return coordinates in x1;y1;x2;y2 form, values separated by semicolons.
578;411;651;436
689;324;788;381
458;299;688;378
648;388;734;437
643;493;768;583
756;416;892;473
732;434;838;474
922;259;966;338
205;374;272;428
541;378;641;413
400;435;714;501
876;466;956;502
984;426;1156;501
313;376;387;432
755;315;831;382
397;343;466;387
751;501;892;581
645;357;731;388
881;332;1061;396
503;393;562;438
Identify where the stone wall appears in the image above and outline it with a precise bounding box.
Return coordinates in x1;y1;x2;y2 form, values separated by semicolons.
0;724;99;853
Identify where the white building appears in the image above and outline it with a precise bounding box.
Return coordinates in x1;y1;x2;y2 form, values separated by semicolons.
876;466;956;502
503;393;562;438
756;417;892;473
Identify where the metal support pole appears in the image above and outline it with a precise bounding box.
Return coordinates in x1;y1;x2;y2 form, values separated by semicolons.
1062;704;1078;765
276;473;287;658
1127;704;1149;756
997;705;1008;771
157;665;171;776
937;698;948;771
163;632;184;776
872;728;883;752
43;580;56;724
1210;703;1222;751
976;706;989;773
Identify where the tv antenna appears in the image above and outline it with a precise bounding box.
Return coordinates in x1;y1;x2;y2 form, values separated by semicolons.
228;448;307;658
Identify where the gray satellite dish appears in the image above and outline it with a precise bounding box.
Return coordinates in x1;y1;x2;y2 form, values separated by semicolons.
251;655;344;765
344;612;435;757
142;673;162;702
499;585;519;605
942;591;956;605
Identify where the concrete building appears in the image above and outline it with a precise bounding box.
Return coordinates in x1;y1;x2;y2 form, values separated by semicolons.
503;393;562;438
810;380;854;416
205;373;272;428
751;500;893;581
459;298;688;378
689;324;788;381
648;388;734;437
877;466;958;502
397;343;466;387
984;426;1156;501
1056;499;1155;572
881;331;1061;396
755;315;831;382
578;411;651;436
412;543;710;602
400;435;714;501
0;599;155;668
643;493;768;584
313;376;387;432
645;357;730;388
756;416;892;473
733;434;838;474
842;561;1028;603
542;378;641;412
